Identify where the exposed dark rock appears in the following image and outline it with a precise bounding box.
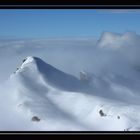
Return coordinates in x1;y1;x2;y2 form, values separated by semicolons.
31;116;40;122
99;109;106;117
23;58;27;63
79;71;91;84
117;116;120;119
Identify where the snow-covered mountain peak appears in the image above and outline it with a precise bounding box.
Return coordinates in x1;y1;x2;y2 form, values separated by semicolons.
7;56;140;131
20;56;36;69
11;56;93;94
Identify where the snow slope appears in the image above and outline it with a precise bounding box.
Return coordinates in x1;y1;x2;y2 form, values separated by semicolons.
8;56;140;131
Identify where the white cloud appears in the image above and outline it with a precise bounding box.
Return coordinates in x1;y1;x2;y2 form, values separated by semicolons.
96;31;140;49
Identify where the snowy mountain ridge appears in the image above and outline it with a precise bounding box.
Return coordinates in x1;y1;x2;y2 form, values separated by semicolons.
8;56;140;131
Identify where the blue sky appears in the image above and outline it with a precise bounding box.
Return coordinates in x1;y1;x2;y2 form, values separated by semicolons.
0;9;140;39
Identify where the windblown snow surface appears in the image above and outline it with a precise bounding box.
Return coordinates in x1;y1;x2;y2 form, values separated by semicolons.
1;32;140;131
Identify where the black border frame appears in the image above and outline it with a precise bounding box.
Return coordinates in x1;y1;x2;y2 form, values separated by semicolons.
0;2;140;137
0;5;140;9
